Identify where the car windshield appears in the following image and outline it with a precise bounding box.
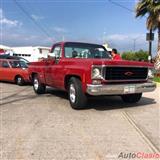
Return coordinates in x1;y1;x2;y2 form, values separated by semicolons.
64;42;111;59
9;61;28;68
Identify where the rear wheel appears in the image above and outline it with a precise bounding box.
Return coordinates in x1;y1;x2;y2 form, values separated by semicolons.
121;93;142;103
33;75;46;94
16;76;25;86
68;77;87;109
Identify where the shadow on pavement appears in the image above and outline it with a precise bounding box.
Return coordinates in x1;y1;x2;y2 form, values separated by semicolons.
86;96;156;111
46;88;68;100
46;88;156;111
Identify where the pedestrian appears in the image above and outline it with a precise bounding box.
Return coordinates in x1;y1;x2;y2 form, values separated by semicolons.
111;48;122;60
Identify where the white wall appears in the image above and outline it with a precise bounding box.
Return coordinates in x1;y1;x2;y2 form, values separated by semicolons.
12;46;50;62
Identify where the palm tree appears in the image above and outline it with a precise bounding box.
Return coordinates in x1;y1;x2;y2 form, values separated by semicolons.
135;0;160;68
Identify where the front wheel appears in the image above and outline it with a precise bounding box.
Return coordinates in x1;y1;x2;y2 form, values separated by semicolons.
33;75;46;94
68;77;87;109
16;76;25;86
121;93;142;103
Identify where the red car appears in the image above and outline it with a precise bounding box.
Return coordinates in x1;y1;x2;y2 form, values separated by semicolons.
0;59;30;85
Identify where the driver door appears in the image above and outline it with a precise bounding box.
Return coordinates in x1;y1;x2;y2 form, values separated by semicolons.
44;45;62;87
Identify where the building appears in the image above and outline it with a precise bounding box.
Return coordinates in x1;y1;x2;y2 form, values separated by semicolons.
103;43;112;52
12;46;50;62
0;45;13;55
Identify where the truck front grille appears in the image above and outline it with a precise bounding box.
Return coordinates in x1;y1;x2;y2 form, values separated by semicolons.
105;67;148;81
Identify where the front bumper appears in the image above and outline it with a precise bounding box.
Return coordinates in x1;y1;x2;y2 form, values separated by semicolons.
86;82;156;96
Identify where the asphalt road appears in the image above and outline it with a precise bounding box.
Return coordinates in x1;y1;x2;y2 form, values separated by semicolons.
0;82;159;160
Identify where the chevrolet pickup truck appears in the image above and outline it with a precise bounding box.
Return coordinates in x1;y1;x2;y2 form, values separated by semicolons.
28;42;156;109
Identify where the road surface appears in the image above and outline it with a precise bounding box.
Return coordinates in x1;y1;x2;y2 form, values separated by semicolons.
0;82;159;160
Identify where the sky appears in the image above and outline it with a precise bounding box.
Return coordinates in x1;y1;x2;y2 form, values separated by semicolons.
0;0;158;55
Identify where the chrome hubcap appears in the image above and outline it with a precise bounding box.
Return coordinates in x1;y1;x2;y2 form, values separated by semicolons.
34;78;39;90
17;77;22;83
69;84;76;103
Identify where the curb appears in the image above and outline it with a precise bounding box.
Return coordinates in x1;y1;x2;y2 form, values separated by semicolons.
155;82;160;86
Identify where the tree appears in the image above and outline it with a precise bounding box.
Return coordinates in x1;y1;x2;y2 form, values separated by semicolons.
135;0;160;68
122;50;149;61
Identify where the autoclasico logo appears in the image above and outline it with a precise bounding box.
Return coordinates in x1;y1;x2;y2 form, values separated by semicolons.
118;152;160;159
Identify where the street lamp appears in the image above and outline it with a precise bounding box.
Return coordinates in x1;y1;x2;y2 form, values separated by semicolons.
132;37;140;52
133;38;138;51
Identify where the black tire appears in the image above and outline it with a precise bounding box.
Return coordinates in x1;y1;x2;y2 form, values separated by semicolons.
68;77;87;109
15;76;25;86
121;93;142;103
33;74;46;94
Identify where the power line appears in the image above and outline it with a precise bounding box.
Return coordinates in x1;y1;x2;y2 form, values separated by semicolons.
13;0;54;41
108;0;134;13
108;0;147;18
24;0;56;38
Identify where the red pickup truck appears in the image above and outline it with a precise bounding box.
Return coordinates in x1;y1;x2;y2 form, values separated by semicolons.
28;42;156;109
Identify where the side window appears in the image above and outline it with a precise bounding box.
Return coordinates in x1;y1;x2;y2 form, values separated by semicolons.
51;45;62;59
2;61;10;68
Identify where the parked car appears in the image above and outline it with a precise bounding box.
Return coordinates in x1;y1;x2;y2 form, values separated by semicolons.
0;54;29;64
28;42;156;109
0;59;30;85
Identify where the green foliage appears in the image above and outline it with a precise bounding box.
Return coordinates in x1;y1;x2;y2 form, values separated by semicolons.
135;0;160;56
154;76;160;83
121;50;149;61
136;0;160;30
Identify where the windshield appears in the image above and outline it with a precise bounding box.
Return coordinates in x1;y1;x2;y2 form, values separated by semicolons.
9;61;28;68
64;42;111;59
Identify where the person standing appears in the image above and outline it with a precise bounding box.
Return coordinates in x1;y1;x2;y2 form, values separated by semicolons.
111;48;122;60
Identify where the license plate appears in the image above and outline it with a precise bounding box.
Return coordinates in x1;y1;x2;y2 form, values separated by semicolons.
124;85;135;94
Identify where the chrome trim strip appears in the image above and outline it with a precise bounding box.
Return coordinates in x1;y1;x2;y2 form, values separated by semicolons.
104;79;147;82
102;65;149;68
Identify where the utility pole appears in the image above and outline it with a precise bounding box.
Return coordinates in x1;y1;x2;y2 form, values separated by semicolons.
103;31;106;43
149;29;152;61
62;35;65;41
146;29;154;62
133;38;137;51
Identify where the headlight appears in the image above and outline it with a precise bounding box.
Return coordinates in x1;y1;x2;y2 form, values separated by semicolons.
92;67;103;79
148;68;154;79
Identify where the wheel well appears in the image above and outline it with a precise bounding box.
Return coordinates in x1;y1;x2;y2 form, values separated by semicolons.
64;75;81;90
31;73;38;81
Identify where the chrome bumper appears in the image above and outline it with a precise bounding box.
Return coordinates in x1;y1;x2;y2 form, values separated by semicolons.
86;82;156;96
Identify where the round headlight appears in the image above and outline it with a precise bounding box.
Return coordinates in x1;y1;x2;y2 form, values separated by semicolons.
92;68;101;79
148;69;154;79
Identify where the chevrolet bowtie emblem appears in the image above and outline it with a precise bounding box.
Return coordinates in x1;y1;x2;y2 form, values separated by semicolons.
124;71;134;76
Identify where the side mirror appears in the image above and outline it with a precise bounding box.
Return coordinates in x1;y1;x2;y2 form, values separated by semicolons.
48;52;56;59
46;54;56;64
